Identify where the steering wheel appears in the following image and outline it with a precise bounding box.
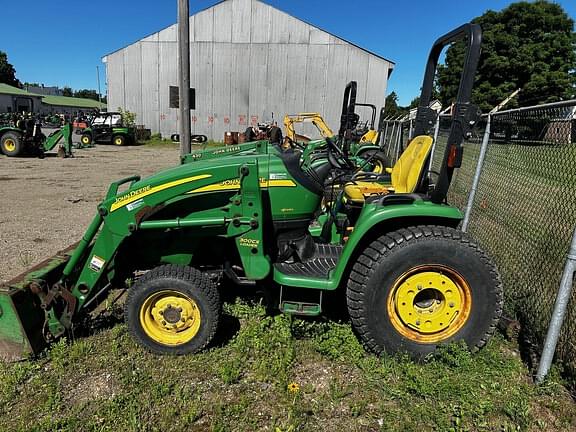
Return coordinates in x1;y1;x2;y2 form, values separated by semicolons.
325;136;354;170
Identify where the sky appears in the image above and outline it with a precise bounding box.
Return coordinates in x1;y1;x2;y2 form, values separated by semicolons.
3;0;576;106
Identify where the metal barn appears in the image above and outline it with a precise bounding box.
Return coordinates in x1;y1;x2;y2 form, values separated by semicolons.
102;0;395;140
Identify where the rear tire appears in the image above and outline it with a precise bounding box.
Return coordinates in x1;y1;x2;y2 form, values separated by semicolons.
357;149;389;174
1;132;24;157
346;225;502;359
113;135;126;146
125;264;221;355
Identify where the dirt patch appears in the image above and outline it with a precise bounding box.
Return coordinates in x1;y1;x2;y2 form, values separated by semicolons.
66;372;120;406
292;360;335;393
0;145;178;282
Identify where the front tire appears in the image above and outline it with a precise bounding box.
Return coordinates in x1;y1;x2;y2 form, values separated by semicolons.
113;135;126;146
346;226;502;359
80;133;92;146
1;132;24;156
125;264;221;355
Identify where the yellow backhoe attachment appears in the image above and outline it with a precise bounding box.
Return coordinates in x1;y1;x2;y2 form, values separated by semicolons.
283;113;335;145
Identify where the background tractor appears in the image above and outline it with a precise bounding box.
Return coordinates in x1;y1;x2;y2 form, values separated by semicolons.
0;115;73;157
283;83;389;173
0;23;501;362
80;111;136;146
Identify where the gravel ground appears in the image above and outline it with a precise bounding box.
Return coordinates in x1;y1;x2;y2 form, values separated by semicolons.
0;144;178;282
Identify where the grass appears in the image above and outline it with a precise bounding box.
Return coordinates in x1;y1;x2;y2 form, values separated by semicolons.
0;299;574;432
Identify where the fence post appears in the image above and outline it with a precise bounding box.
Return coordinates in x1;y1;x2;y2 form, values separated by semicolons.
386;120;397;159
462;114;491;232
428;114;441;173
536;230;576;383
394;121;402;161
382;118;390;147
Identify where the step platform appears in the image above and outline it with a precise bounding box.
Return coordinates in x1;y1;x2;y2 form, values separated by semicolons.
273;243;343;279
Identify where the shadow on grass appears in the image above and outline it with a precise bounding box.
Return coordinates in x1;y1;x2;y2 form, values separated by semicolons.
211;313;241;348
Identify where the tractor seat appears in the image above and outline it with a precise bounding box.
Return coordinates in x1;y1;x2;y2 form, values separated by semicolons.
343;135;434;204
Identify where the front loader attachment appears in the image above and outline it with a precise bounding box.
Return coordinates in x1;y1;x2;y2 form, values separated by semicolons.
0;244;75;361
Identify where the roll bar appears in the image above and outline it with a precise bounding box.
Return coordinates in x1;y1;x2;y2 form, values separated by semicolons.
338;81;357;158
416;23;482;204
355;103;377;129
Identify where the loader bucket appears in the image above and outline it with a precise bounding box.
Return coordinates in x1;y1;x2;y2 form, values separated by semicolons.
0;285;46;361
0;244;76;361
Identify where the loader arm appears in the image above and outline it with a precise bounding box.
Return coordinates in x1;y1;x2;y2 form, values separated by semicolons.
0;155;272;359
42;123;73;156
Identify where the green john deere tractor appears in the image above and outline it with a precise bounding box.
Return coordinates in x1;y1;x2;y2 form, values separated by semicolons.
0;116;73;157
283;81;389;174
0;23;502;361
80;112;136;147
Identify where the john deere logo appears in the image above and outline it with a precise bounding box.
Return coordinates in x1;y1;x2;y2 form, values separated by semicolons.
114;186;151;204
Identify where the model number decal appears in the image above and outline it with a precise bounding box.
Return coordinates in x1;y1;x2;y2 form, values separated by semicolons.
239;238;260;247
126;199;145;211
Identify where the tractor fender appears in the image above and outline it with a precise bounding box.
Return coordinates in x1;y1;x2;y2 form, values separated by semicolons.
0;127;23;137
329;198;462;287
276;198;463;290
353;144;380;156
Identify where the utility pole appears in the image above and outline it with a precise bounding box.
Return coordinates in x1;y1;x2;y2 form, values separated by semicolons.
178;0;191;156
96;65;102;104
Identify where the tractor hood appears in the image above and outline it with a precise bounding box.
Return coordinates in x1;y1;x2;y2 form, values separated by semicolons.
102;153;271;215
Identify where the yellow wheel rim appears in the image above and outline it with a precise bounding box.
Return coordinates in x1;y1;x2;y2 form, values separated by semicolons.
372;160;384;174
82;136;90;144
3;138;16;152
114;137;123;145
139;290;201;346
387;265;472;343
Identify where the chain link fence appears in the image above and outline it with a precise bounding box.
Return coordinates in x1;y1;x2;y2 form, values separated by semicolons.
380;117;411;163
426;101;576;385
380;102;576;384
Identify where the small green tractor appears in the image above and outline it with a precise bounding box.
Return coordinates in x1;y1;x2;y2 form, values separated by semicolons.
283;82;389;174
0;23;502;361
0;116;73;157
80;112;136;146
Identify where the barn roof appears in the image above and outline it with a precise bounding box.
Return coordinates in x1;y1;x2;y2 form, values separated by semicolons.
102;0;395;66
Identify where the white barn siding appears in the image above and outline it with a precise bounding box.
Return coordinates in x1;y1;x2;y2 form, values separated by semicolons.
123;43;142;117
104;0;394;140
105;50;125;112
141;34;160;133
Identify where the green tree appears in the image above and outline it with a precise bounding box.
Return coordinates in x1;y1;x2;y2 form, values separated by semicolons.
74;89;100;101
437;1;576;111
0;51;20;88
383;91;411;117
383;91;400;117
117;107;136;126
62;86;73;97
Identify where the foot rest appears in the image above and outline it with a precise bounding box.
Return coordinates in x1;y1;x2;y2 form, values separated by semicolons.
280;301;321;316
274;243;343;279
